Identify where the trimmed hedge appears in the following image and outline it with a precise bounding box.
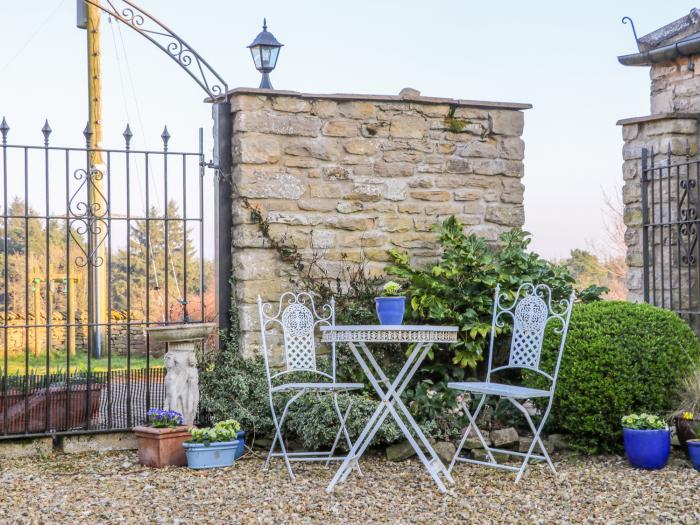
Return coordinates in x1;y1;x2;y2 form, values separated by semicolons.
537;301;700;453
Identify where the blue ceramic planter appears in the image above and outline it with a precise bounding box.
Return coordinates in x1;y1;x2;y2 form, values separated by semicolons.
375;296;406;325
235;430;245;460
623;428;670;470
687;440;700;472
183;440;239;469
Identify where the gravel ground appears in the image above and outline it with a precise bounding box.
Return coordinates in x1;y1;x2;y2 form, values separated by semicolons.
0;449;699;524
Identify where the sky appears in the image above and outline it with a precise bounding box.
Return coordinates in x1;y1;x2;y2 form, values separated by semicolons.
0;0;697;260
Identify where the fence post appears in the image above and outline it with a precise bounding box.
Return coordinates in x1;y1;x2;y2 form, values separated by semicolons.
212;100;233;344
641;147;650;303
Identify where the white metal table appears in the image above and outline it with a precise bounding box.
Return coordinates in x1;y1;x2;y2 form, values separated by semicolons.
322;325;459;493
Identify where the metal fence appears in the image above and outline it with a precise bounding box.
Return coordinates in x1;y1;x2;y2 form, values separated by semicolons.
0;120;211;439
641;146;700;330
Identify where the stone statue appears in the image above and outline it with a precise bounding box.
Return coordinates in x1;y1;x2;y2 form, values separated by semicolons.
163;350;199;425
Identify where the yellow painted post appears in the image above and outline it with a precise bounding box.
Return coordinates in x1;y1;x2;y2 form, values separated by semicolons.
32;278;41;358
86;1;107;359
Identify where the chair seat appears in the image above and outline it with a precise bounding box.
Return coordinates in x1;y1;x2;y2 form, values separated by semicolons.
271;382;364;393
448;381;550;399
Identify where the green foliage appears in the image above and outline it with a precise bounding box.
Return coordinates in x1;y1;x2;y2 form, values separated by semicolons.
534;301;700;453
189;419;241;444
388;217;583;369
621;413;667;430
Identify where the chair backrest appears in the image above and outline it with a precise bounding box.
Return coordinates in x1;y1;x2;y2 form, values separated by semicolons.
257;292;336;385
486;283;575;388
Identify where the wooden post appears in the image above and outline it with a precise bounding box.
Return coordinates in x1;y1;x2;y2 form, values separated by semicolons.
86;1;107;359
32;278;41;358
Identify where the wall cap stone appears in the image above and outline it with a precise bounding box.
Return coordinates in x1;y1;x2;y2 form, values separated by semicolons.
616;113;700;126
213;87;532;111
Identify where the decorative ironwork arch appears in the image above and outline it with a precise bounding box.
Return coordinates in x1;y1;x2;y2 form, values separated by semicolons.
81;0;229;99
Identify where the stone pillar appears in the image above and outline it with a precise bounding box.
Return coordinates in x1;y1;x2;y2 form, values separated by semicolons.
618;114;699;303
220;88;531;359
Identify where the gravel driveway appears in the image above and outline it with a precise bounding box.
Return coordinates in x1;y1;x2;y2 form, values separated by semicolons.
0;450;698;524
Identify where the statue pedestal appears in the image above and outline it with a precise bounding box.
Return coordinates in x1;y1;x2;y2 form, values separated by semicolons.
147;323;217;425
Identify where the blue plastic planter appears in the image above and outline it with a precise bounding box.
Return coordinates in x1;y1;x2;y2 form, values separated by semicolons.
687;440;700;472
183;440;239;469
375;296;406;325
235;431;245;460
622;428;670;470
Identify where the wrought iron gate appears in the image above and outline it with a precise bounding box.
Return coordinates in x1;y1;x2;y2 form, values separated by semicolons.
0;121;212;438
641;146;700;330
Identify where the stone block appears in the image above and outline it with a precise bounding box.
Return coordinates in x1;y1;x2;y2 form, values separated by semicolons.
236;171;306;200
391;232;436;249
346;183;384;202
361;121;390;138
379;216;413;233
386;440;416;461
501;180;524;204
383;150;424;163
373;162;415;178
390;115;428;139
233;134;282;164
491;110;524;135
233;250;280;280
433;441;456;464
60;432;137;454
322;120;359;137
284;140;342;161
622;124;639;141
322;166;351;180
651;91;673;114
344;138;378;155
234;111;321;137
408;177;434;189
454;189;481;201
323;215;374;231
309;182;345;199
338;101;377;119
312;100;338;118
490;427;519;448
458;139;498;158
311;230;336;249
336;201;364;214
446;158;472;174
297;199;338;212
410;190;450;201
0;437;53;459
272;96;311;113
486;205;525;227
425;203;462;215
339;231;388;248
498;137;525;160
398;202;423;214
437;142;456;155
229;95;266;111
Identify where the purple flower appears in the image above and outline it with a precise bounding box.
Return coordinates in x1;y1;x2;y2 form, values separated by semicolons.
146;408;183;428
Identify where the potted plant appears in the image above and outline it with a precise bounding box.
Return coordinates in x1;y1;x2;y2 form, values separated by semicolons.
133;409;190;468
375;281;406;325
670;369;700;453
621;413;670;470
182;419;241;469
686;438;700;472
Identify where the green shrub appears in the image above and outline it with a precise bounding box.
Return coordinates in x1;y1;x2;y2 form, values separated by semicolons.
388;216;604;369
536;301;700;453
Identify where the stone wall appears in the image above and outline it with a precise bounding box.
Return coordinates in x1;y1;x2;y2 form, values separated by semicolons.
225;88;530;357
650;56;700;114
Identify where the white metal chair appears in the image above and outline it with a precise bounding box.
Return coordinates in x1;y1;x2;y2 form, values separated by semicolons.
257;292;364;480
448;283;575;482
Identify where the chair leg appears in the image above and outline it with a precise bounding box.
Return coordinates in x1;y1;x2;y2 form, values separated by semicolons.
326;394;363;476
265;391;304;480
507;397;555;482
448;394;494;473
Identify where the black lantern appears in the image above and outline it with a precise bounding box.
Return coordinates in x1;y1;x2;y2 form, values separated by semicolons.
247;19;283;89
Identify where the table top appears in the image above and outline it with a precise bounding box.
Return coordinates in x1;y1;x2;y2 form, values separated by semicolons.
321;325;459;343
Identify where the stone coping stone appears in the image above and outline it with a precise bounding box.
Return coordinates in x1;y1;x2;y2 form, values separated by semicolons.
59;432;138;454
210;87;532;111
616;113;700;126
0;437;52;459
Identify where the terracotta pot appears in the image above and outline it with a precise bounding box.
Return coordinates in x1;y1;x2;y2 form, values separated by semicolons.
134;425;191;467
0;384;103;434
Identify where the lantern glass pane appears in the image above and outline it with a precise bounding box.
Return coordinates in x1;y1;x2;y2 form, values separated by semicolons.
249;46;263;69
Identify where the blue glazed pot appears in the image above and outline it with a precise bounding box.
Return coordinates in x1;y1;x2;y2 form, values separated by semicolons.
687;440;700;472
375;296;406;325
235;431;245;460
183;440;239;469
622;428;670;470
